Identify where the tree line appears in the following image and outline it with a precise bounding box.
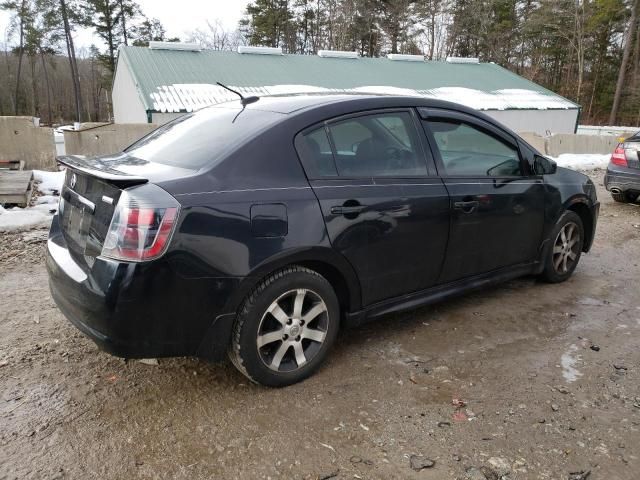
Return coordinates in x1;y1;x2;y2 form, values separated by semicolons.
240;0;640;126
1;0;175;123
2;0;640;127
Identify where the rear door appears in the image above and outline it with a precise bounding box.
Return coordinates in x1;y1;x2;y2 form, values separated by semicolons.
419;108;545;284
295;109;450;306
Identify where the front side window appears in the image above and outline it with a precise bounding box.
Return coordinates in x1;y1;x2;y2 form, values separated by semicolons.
427;120;522;177
327;112;427;177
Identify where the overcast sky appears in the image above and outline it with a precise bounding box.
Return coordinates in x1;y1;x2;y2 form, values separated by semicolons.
1;0;250;48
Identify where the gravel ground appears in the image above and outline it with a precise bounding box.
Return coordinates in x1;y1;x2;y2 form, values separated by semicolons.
1;171;639;480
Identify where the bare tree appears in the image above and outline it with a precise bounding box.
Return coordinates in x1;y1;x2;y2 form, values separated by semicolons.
610;0;639;125
60;0;83;122
188;20;236;51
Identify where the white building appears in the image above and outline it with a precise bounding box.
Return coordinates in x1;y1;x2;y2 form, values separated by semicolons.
112;42;580;135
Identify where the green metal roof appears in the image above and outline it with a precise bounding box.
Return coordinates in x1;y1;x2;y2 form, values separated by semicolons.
117;46;580;113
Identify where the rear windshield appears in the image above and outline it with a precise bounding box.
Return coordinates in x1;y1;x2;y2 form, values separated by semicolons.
125;105;283;169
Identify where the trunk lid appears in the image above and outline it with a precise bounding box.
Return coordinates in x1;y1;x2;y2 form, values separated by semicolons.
57;154;189;268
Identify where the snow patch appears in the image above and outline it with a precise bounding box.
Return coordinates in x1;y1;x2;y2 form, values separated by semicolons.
561;344;583;383
0;169;64;232
0;203;57;232
34;170;65;195
550;154;610;171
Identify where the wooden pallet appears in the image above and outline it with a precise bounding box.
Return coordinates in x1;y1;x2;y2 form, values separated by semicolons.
0;170;34;207
0;160;26;171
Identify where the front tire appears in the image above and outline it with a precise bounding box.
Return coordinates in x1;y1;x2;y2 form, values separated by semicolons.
540;211;584;283
228;266;340;387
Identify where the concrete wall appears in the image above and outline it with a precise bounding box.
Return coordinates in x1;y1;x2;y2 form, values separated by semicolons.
112;55;149;124
517;132;620;156
577;125;636;137
485;109;579;135
519;132;547;153
0;116;56;169
63;123;158;156
151;112;186;125
545;134;620;156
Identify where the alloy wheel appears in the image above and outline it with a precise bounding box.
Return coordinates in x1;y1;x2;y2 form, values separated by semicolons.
256;289;329;372
552;222;580;274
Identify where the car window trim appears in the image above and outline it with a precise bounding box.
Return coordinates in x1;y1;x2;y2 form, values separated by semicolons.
419;109;529;179
299;108;434;180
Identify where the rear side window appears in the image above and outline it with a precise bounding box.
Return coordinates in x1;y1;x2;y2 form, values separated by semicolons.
296;127;338;177
296;111;428;178
125;106;283;169
328;112;426;177
426;120;521;177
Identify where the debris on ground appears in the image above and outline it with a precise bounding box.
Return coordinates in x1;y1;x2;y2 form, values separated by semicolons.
453;411;468;422
465;466;487;480
137;358;159;366
486;457;511;476
409;455;435;471
568;470;591;480
317;470;339;480
452;397;467;408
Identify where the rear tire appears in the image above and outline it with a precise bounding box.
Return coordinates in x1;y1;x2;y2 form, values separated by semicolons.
540;211;584;283
228;266;339;387
612;191;629;203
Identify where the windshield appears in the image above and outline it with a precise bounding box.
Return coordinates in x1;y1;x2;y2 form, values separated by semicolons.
125;105;283;169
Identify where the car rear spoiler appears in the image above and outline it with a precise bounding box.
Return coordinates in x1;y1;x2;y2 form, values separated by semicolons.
56;155;148;188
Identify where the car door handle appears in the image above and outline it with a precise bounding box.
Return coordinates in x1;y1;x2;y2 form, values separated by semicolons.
453;200;480;213
331;205;366;216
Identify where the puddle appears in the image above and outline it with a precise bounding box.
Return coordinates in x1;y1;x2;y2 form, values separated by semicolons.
561;344;583;383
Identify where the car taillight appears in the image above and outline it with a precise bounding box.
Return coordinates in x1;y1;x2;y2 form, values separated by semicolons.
102;184;180;262
611;144;628;167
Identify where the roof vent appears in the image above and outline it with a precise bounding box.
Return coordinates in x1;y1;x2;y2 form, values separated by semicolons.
237;46;283;55
446;57;480;64
387;54;424;62
318;50;359;59
148;41;202;52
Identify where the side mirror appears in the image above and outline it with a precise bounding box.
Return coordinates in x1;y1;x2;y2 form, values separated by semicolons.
534;155;557;175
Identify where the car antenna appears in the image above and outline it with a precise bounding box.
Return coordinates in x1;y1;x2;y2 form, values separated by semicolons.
216;82;259;106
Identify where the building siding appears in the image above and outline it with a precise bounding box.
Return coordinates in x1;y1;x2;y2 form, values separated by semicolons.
112;55;149;124
485;109;580;135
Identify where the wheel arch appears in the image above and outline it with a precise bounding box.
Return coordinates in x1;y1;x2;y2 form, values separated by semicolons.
222;247;362;318
564;197;594;252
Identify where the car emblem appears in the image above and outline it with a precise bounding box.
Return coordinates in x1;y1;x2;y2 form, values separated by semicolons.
70;173;77;189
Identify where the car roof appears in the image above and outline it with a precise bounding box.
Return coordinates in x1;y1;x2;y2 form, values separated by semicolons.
209;92;480;116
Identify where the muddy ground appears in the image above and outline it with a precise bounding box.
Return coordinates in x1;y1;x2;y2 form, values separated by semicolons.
1;171;639;480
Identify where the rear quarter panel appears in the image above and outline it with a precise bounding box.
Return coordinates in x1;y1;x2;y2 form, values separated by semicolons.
161;119;361;314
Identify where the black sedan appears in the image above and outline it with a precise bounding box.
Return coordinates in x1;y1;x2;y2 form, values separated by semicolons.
47;94;600;387
604;133;640;203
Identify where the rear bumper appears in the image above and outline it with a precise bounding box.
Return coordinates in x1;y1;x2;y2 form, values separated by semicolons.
46;214;239;360
605;165;640;193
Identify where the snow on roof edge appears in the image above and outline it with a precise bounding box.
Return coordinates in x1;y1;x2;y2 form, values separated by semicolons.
148;83;578;114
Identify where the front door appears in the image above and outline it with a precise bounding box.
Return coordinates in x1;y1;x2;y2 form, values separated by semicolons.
295;109;450;306
420;109;545;284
